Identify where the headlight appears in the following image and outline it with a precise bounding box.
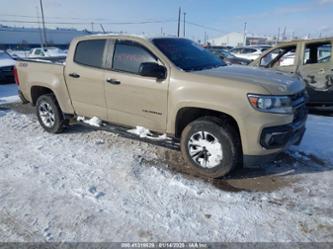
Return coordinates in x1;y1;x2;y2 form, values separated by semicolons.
247;94;292;114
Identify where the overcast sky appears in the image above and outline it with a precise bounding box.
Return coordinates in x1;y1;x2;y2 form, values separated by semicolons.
1;0;333;41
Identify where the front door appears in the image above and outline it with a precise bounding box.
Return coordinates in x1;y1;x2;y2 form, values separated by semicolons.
104;40;169;133
64;39;108;119
298;40;333;105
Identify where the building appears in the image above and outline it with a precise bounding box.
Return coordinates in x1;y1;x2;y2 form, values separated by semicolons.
0;25;93;50
208;32;268;47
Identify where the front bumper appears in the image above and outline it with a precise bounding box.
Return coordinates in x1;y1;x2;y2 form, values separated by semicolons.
244;121;306;168
260;121;306;149
243;91;308;167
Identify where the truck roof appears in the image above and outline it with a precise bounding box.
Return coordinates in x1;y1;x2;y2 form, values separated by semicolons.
277;36;333;45
73;33;186;42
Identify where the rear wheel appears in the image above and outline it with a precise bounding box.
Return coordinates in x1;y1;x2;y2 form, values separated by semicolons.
180;117;241;178
36;94;65;133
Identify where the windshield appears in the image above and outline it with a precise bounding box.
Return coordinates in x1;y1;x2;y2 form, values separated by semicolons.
152;38;225;71
0;51;12;60
220;49;236;59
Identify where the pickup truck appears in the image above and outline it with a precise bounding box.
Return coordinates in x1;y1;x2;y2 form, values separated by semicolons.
251;37;333;110
15;35;307;178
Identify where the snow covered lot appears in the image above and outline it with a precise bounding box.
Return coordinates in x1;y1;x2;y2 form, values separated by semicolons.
0;84;333;242
0;84;19;105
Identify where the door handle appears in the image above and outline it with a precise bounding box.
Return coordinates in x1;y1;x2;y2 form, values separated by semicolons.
106;78;121;85
69;73;80;78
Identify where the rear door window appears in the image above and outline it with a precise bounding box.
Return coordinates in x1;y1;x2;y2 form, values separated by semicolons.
304;42;331;64
74;39;107;68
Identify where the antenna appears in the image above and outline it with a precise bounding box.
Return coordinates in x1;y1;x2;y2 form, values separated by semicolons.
183;12;186;37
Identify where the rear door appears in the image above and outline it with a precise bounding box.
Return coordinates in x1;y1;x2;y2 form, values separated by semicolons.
298;40;333;105
64;39;108;119
104;39;169;133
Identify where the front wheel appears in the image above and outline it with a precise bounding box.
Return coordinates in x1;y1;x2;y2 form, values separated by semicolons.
36;94;65;133
180;117;241;178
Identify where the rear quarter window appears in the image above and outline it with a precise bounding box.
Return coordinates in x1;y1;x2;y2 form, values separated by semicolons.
74;39;106;68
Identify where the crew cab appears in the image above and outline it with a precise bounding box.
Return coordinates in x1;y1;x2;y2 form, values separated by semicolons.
251;37;333;110
15;35;307;178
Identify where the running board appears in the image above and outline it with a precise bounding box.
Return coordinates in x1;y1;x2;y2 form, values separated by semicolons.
76;120;180;150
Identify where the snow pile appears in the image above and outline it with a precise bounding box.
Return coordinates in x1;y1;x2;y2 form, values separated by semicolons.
0;84;20;104
128;126;171;141
0;110;332;242
298;114;333;162
77;116;102;127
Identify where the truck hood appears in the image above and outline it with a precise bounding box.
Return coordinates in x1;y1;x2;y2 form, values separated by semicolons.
193;65;305;95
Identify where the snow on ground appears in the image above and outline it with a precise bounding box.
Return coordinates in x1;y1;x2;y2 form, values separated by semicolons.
297;114;333;161
0;100;333;242
0;84;20;105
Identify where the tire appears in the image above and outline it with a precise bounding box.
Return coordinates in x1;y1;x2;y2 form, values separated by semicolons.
180;117;241;178
36;94;65;134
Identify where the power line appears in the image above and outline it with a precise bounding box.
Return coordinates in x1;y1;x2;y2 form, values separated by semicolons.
0;18;226;35
185;21;225;33
0;18;177;26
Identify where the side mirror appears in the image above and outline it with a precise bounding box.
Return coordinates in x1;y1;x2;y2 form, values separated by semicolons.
139;62;167;80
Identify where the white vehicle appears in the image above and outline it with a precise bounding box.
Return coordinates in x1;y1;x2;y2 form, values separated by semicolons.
28;47;67;58
0;50;16;82
230;46;271;61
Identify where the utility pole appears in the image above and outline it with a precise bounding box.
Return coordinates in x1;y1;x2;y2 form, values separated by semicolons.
36;6;44;49
243;22;247;46
39;0;47;47
282;26;287;41
177;7;181;37
183;12;186;37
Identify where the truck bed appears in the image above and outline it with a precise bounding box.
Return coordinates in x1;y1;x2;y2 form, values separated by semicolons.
16;58;74;114
18;56;66;65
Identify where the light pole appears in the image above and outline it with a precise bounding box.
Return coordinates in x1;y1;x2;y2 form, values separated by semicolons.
39;0;47;47
177;7;181;37
243;22;247;46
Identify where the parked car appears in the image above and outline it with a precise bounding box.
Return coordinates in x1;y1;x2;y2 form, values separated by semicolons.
230;47;262;61
28;47;67;58
207;45;233;51
15;35;307;178
251;45;272;52
208;47;251;65
251;37;333;110
0;50;15;83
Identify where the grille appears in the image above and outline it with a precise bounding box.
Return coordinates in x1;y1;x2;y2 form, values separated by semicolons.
291;90;307;123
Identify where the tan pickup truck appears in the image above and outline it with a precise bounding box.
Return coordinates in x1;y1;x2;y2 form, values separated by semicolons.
15;34;307;178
